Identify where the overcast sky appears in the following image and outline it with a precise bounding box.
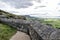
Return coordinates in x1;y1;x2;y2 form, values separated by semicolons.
0;0;60;18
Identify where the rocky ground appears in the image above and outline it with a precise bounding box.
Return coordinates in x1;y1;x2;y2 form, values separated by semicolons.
10;31;31;40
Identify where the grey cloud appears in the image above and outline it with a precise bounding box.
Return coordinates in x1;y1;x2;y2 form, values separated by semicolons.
0;0;33;8
34;6;46;9
9;11;19;13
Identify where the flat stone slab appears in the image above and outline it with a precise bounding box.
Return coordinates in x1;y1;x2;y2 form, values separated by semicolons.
10;31;31;40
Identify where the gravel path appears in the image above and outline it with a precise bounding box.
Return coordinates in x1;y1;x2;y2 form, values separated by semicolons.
10;31;31;40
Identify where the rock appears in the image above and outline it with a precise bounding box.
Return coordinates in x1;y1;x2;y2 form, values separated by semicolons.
50;30;60;40
10;31;31;40
0;18;60;40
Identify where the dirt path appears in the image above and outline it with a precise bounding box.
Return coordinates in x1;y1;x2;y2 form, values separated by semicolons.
10;31;31;40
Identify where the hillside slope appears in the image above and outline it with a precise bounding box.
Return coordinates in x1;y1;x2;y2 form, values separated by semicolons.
0;10;27;40
0;10;26;20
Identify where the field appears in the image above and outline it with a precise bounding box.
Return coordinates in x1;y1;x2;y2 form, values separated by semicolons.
40;18;60;29
26;17;60;29
0;23;17;40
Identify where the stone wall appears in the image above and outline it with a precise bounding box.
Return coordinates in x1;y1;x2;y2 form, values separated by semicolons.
0;18;60;40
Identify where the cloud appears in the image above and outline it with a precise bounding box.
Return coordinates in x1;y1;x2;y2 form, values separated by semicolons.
0;1;15;11
0;0;33;8
0;0;60;18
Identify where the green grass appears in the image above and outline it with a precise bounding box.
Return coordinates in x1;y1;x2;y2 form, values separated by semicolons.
0;23;17;40
40;18;60;29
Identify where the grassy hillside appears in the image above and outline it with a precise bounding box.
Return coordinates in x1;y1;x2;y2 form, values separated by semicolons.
23;15;60;29
40;18;60;29
0;10;26;20
26;17;60;29
0;23;17;40
0;10;26;40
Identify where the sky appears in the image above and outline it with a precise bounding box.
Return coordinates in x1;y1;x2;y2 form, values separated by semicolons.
0;0;60;18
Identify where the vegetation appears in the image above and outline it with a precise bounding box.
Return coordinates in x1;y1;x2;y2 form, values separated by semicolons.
26;16;60;29
0;10;26;20
0;23;17;40
0;10;27;40
0;9;60;40
40;18;60;29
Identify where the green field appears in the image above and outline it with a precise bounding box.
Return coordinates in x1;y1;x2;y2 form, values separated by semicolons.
40;18;60;29
0;23;17;40
26;17;60;29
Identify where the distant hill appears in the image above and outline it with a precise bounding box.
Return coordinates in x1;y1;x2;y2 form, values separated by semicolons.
0;10;26;20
